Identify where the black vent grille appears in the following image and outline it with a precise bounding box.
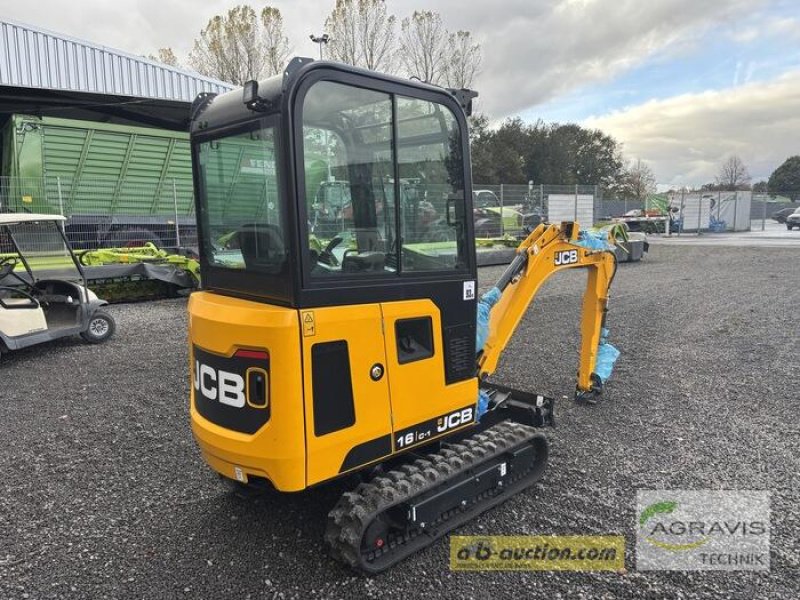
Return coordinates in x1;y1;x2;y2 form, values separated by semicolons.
444;323;476;383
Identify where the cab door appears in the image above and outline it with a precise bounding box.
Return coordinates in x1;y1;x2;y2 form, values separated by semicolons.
381;299;478;452
301;303;393;486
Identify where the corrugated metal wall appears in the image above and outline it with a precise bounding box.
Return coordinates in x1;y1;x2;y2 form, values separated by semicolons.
0;18;233;102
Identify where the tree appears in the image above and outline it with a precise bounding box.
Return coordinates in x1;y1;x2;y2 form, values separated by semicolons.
148;48;180;67
469;118;624;186
751;180;768;193
261;7;291;76
324;0;396;72
715;155;751;190
470;118;526;183
467;112;489;144
617;159;657;202
526;123;623;188
445;31;481;89
768;156;800;200
399;11;448;84
188;5;290;85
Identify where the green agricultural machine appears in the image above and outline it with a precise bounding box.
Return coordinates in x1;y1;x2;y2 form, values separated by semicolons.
0;115;195;249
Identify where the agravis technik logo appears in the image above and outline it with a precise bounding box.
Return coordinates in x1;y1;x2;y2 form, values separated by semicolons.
636;491;770;571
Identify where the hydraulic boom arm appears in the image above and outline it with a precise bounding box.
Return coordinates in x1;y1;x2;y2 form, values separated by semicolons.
478;222;617;399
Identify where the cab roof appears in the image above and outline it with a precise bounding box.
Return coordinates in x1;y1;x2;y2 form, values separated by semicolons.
190;58;477;133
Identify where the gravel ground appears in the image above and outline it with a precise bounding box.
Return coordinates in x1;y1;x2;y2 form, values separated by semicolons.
1;244;798;599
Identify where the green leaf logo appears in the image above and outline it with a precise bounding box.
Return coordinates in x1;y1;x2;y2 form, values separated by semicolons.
639;501;677;526
639;500;708;552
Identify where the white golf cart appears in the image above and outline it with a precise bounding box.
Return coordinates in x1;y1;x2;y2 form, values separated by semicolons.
0;213;115;355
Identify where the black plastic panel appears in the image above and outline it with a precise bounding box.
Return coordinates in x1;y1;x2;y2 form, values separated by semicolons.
312;340;356;436
193;346;271;435
339;434;392;472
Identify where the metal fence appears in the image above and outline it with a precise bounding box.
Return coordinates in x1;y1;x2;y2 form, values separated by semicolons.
2;175;799;249
471;184;601;237
469;184;663;233
469;186;800;235
0;176;196;249
749;194;800;230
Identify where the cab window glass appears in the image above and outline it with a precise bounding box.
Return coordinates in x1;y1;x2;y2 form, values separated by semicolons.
197;125;286;274
396;97;467;272
302;81;395;277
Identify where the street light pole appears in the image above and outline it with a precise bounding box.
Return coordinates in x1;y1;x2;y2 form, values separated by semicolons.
309;33;330;60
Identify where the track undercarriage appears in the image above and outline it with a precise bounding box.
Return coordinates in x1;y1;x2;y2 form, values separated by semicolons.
325;388;554;574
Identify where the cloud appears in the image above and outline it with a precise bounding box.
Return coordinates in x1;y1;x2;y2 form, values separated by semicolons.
584;70;800;185
3;0;332;63
5;0;765;118
728;14;800;44
459;0;761;116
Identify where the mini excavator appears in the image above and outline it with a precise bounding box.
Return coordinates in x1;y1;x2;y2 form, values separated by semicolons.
187;59;618;574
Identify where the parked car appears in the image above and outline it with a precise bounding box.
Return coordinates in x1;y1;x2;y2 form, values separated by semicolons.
785;208;800;230
772;207;797;223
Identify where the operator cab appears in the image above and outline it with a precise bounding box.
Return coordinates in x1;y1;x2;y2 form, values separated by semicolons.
192;59;479;381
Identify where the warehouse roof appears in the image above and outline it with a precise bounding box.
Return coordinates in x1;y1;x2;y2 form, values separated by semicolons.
0;18;233;102
0;19;235;131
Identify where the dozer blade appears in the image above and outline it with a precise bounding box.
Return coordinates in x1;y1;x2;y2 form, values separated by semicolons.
324;421;548;574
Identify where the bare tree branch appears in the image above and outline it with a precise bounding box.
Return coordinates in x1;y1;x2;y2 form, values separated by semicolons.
188;4;290;85
445;31;481;89
618;158;657;201
399;11;447;85
716;155;751;190
148;48;180;67
261;7;291;76
324;0;395;72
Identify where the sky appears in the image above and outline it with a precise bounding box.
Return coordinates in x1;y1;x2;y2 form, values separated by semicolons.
4;0;799;186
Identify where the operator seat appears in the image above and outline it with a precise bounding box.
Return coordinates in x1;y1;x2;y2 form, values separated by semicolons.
236;224;286;273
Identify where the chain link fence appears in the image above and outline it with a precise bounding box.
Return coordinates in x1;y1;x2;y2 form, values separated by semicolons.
0;176;196;249
470;184;601;237
3;175;799;250
749;193;800;230
474;186;800;235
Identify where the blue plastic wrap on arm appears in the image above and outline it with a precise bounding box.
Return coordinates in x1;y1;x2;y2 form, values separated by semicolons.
475;286;502;352
595;327;620;382
575;229;614;251
477;389;490;421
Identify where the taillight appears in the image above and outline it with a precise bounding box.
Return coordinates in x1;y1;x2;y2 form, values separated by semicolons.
235;349;269;360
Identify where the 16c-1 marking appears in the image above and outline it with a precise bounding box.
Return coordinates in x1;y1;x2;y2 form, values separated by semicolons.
395;405;476;450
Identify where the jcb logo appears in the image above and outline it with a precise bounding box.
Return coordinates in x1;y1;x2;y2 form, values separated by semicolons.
194;361;245;408
437;407;474;433
554;249;578;266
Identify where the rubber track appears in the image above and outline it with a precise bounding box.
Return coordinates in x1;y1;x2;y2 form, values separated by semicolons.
324;421;547;574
